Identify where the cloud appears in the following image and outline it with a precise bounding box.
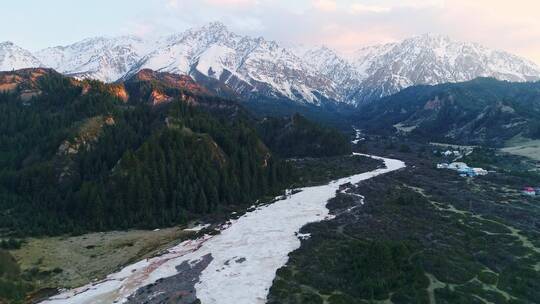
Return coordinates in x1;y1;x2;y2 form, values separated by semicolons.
349;0;444;14
165;0;259;9
313;0;337;12
205;0;257;7
166;0;179;8
433;0;540;63
133;0;537;65
25;0;536;64
350;4;390;14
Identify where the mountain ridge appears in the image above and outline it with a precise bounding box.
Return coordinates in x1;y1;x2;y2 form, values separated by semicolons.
2;23;540;106
356;77;540;146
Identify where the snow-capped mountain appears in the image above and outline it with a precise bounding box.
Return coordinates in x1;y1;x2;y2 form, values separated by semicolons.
127;22;338;104
35;36;152;83
346;34;540;103
2;25;540;106
0;41;43;71
291;45;361;101
298;34;540;104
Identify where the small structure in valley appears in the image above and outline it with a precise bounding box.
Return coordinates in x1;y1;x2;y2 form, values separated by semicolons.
523;187;536;196
441;150;462;158
458;167;476;177
448;162;468;170
472;168;488;176
442;150;453;157
437;163;449;169
437;162;487;178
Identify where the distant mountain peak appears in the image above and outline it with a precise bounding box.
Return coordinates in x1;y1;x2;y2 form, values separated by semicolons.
0;41;15;47
415;32;451;40
0;41;43;71
200;21;229;32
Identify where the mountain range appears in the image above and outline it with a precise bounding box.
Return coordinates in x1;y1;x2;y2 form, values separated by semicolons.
2;22;540;106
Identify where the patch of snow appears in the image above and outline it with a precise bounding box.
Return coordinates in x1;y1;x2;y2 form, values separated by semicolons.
351;128;365;144
185;224;211;232
296;233;311;240
0;41;43;71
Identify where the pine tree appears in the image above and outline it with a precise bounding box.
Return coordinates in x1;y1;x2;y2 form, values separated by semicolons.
195;188;208;214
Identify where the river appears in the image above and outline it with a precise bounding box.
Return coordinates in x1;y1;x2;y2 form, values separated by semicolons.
41;153;405;304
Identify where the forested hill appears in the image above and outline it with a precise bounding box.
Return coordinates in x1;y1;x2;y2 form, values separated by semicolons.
257;113;351;158
357;78;540;146
0;68;297;235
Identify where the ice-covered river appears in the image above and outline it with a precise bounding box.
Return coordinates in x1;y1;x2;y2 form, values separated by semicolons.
41;153;405;304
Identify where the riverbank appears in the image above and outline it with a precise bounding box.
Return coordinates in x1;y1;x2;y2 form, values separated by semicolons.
40;154;405;304
1;154;382;304
12;227;195;302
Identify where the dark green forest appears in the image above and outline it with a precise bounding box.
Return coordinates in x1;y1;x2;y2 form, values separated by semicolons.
0;69;356;303
0;71;297;236
257;113;351;158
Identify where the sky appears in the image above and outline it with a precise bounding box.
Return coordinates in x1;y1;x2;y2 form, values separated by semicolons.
3;0;540;64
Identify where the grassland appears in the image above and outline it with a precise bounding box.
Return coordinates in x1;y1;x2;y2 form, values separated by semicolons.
2;227;194;303
503;137;540;162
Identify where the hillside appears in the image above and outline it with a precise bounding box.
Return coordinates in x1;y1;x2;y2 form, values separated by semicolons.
0;68;296;236
357;78;540;146
257;113;351;158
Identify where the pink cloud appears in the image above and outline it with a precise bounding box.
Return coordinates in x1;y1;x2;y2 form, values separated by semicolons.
158;0;540;64
436;0;540;63
205;0;257;7
313;0;337;12
300;23;398;54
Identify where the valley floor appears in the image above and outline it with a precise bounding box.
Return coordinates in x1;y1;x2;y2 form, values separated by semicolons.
37;154;404;304
10;227;196;302
502;138;540;162
268;139;540;304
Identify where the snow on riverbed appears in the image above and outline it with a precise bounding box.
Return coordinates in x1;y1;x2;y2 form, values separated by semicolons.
352;128;365;144
41;154;405;304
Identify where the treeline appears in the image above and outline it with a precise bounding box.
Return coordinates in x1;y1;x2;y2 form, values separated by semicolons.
257;113;351;158
0;72;293;235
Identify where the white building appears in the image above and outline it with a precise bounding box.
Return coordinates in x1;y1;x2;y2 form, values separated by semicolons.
448;162;468;170
442;150;453;157
473;168;488;176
